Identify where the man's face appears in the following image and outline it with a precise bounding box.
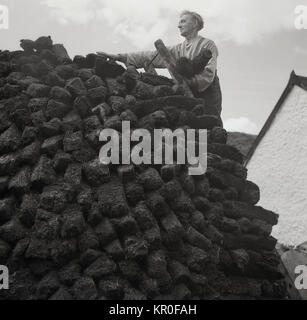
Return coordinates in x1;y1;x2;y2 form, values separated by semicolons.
178;14;197;37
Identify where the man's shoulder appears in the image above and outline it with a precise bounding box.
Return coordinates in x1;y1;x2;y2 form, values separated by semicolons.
198;36;217;47
198;36;219;55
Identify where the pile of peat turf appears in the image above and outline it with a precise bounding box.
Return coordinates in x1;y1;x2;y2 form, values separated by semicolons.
0;36;286;300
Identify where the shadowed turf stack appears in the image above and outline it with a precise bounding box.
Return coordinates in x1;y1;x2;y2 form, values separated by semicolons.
0;36;286;300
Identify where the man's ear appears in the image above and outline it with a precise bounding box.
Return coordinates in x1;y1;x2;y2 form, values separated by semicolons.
192;18;198;30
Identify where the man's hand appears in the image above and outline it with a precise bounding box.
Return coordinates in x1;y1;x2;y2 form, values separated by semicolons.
96;52;127;63
96;51;118;60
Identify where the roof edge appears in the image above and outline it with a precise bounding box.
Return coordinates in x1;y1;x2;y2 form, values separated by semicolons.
245;71;307;166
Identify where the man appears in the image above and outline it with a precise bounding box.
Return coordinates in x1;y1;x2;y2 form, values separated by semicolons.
97;10;222;114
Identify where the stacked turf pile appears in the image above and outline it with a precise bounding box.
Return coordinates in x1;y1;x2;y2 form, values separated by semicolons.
0;37;286;300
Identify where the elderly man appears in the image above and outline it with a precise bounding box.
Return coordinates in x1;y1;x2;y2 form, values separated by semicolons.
98;10;222;114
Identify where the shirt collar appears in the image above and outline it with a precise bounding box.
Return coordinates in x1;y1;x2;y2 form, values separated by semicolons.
184;35;202;46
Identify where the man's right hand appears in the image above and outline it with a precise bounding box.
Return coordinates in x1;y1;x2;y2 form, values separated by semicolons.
96;52;117;60
96;52;127;63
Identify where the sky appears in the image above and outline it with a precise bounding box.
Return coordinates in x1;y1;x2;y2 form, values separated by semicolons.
1;0;307;134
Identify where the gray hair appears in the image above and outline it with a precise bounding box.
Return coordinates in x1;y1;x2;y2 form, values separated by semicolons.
180;10;204;31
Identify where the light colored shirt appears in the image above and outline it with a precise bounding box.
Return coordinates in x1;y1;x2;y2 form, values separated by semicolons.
124;35;218;92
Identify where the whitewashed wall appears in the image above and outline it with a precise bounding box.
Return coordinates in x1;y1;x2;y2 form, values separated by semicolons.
247;85;307;246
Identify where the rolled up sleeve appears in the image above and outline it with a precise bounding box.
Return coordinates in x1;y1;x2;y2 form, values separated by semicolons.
190;40;218;92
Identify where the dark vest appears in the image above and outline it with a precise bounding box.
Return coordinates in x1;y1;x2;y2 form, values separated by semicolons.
192;72;222;115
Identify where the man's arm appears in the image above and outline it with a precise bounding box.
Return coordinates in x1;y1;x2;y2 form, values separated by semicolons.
121;43;180;69
187;40;218;92
96;50;164;68
97;44;179;70
124;51;161;68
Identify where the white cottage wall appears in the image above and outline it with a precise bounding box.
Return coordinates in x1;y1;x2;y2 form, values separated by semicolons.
247;85;307;246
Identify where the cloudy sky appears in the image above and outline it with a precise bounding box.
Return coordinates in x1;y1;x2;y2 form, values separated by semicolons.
1;0;307;134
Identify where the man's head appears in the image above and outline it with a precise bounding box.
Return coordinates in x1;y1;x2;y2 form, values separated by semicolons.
178;10;204;38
